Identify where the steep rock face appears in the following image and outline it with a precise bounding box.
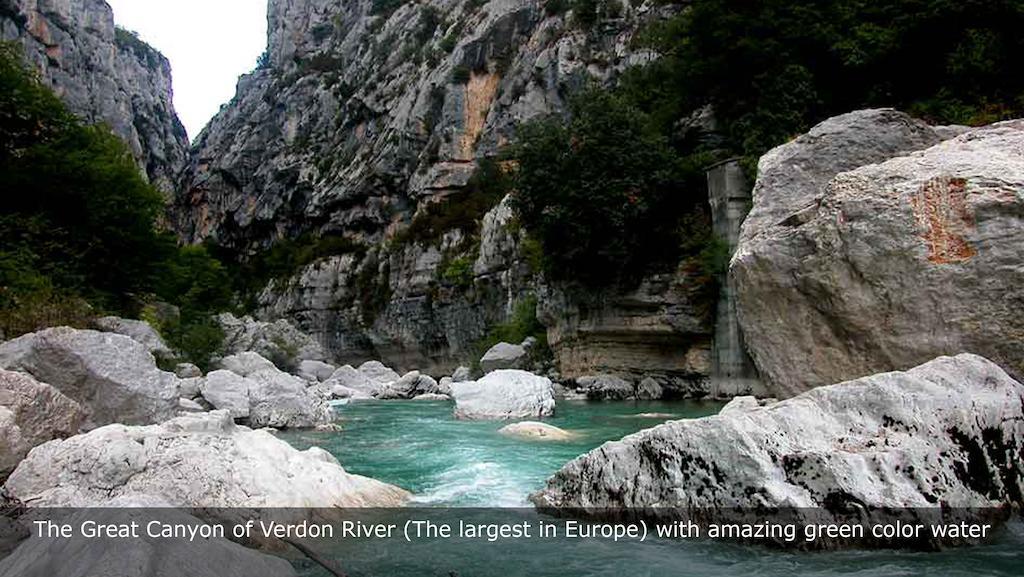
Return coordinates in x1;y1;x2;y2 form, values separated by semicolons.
176;0;666;249
538;266;715;394
533;354;1024;520
0;0;189;192
175;0;710;380
732;111;1024;397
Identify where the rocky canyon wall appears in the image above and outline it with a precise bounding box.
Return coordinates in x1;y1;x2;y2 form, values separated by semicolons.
0;0;189;192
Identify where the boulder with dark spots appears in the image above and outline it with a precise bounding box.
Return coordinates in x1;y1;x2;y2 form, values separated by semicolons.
532;354;1024;541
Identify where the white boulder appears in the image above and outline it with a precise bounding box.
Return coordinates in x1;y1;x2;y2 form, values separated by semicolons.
533;355;1024;518
452;370;555;420
3;410;410;508
199;370;252;419
0;328;179;428
0;370;85;477
733;111;1024;396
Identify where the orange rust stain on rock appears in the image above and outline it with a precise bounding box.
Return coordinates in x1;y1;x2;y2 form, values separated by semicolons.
909;176;977;264
458;71;500;160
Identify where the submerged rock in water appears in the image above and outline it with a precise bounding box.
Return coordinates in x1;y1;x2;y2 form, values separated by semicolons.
0;327;179;428
499;421;574;441
733;110;1024;396
532;354;1024;529
452;370;555;420
0;370;85;478
4;410;409;508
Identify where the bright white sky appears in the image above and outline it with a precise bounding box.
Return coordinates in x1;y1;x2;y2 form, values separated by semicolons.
106;0;268;141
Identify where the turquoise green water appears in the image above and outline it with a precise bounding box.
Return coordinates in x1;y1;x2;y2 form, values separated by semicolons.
279;400;1024;577
282;399;719;506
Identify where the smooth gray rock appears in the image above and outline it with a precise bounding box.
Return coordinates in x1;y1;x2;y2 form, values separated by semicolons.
93;316;173;359
330;384;372;400
480;342;528;373
376;371;440;400
174;362;203;378
3;410;410;508
297;359;336;382
0;370;84;478
576;374;635;400
0;499;298;577
452;370;555;420
533;354;1024;518
199;370;252;419
0;328;179;428
733;112;1024;396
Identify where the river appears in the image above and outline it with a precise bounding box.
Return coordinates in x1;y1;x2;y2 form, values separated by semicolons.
280;400;1024;577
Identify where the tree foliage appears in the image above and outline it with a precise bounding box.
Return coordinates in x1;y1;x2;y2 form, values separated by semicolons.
0;44;230;365
626;0;1024;163
509;89;710;287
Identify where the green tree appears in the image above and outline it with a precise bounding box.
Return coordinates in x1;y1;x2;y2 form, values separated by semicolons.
509;89;701;287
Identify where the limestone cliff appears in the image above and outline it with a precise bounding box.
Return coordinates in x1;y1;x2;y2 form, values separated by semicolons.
175;0;669;248
177;0;717;385
0;0;189;193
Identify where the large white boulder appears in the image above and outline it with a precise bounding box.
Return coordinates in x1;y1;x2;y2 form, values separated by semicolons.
297;359;336;382
0;328;179;428
732;111;1024;397
0;370;85;477
208;354;332;429
451;370;555;420
0;495;298;577
93;316;173;359
533;354;1024;517
357;360;400;385
199;370;252;419
479;342;528;373
323;364;382;397
3;410;409;508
